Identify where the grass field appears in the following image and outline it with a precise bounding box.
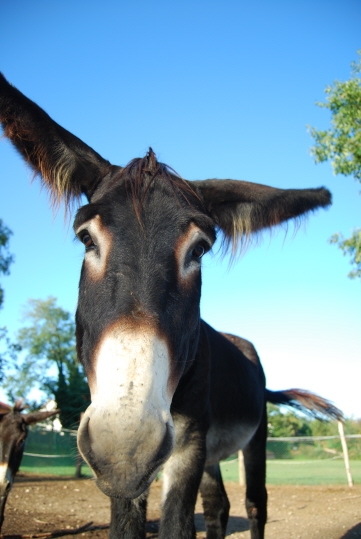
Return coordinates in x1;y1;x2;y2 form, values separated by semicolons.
220;459;361;485
20;464;93;477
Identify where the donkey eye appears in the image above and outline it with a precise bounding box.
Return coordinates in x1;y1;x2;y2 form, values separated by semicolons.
191;242;208;261
79;231;95;251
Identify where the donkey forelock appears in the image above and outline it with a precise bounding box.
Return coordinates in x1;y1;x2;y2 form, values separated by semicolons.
90;148;202;226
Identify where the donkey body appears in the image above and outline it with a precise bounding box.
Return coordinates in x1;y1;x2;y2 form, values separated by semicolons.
0;402;59;531
0;74;338;538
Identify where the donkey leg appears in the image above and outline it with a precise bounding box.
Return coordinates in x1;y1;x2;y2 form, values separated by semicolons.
242;410;268;539
160;421;207;539
199;463;230;539
109;490;148;539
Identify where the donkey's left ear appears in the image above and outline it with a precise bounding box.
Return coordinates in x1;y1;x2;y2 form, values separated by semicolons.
191;179;332;253
0;74;111;209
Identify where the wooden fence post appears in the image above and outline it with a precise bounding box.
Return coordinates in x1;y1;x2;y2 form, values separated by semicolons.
338;420;353;487
238;451;245;486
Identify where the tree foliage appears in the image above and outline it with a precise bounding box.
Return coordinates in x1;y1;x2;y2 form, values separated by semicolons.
267;404;312;437
4;297;90;428
309;51;361;280
267;403;361;438
309;52;361;180
0;218;16;380
0;327;21;384
329;229;361;280
267;405;361;459
0;218;14;309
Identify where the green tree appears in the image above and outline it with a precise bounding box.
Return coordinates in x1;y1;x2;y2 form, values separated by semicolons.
267;404;313;459
267;404;312;438
0;327;21;383
0;218;14;308
310;416;361;436
4;297;90;428
0;218;17;381
309;51;361;280
309;417;338;437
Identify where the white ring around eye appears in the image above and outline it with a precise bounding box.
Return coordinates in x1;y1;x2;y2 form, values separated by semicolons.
175;224;213;283
76;215;112;281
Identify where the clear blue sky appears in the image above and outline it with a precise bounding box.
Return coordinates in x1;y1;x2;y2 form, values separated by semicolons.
0;1;360;417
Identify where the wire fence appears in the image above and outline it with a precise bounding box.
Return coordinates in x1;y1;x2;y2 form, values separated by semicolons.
267;434;361;460
21;425;361;485
22;425;80;471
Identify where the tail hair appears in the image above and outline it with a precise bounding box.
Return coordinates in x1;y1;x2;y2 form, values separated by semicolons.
266;388;344;422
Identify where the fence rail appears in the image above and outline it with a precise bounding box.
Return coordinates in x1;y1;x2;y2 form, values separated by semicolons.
21;424;361;485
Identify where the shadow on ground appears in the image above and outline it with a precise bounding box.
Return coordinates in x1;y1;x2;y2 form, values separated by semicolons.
340;522;361;539
146;513;249;537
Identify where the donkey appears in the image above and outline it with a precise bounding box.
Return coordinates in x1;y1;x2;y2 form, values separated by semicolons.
0;401;59;531
0;73;336;539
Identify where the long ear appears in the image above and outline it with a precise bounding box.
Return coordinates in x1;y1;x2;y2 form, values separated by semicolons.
23;409;60;425
191;179;332;254
0;402;11;415
0;74;111;209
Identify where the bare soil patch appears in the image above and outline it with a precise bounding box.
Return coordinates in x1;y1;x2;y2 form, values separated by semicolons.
2;473;360;539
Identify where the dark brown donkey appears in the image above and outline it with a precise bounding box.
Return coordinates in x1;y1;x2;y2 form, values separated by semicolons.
0;401;59;531
0;73;341;539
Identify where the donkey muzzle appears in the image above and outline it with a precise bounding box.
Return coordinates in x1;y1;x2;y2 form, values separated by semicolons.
77;405;174;499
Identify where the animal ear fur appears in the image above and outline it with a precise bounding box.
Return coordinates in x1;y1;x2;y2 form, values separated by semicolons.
0;401;12;414
0;73;111;209
191;179;332;254
24;409;60;425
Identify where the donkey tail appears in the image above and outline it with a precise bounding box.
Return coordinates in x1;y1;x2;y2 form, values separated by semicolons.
266;388;344;421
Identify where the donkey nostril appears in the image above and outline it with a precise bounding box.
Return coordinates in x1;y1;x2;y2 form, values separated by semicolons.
77;416;92;460
77;414;103;477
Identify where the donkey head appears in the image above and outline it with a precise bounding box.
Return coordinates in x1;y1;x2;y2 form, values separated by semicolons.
0;74;331;498
0;401;59;529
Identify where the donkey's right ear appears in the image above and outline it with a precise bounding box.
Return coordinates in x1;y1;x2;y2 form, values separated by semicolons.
0;73;111;208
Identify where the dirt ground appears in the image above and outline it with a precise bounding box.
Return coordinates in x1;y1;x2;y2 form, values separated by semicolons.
2;474;360;539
